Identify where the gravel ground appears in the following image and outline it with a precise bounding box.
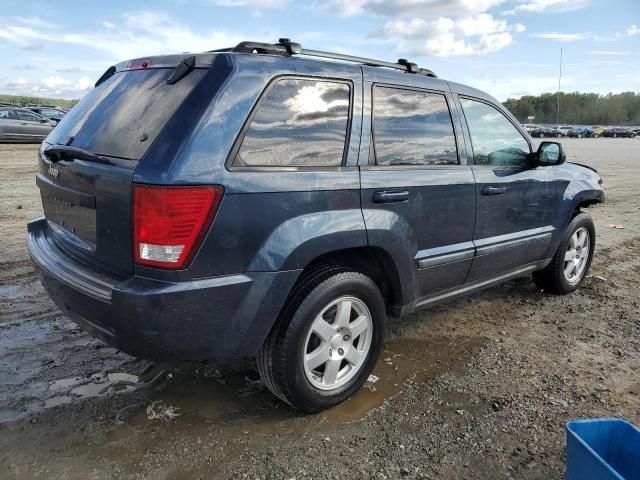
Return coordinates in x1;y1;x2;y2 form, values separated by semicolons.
0;138;638;479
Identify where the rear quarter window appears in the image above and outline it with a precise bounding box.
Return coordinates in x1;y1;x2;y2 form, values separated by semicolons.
233;77;351;168
46;68;206;160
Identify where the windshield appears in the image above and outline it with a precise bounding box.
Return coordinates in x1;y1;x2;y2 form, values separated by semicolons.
46;68;206;160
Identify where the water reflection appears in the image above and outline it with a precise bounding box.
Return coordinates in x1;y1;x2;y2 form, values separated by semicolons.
373;86;458;166
236;79;350;167
460;98;530;167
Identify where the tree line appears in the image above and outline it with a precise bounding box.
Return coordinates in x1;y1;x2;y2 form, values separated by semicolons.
0;94;78;109
504;91;640;126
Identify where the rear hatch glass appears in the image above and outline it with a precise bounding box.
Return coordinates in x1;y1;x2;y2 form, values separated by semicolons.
47;67;206;160
39;66;207;274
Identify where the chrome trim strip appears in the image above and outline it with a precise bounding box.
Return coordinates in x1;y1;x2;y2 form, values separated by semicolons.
415;226;554;269
417;249;474;268
415;264;539;309
415;241;475;269
476;232;552;256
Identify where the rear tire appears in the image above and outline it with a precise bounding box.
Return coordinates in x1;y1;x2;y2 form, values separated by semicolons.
257;269;386;413
533;213;595;294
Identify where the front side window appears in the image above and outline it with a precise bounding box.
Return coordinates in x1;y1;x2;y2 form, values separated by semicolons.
373;86;458;166
460;98;530;167
16;111;42;122
234;78;351;167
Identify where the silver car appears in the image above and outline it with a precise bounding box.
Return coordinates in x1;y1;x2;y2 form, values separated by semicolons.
0;106;56;143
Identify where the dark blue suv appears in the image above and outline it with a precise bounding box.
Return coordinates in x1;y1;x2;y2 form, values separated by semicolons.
27;39;604;412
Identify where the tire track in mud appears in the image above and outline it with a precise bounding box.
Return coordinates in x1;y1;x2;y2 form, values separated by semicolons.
0;259;59;327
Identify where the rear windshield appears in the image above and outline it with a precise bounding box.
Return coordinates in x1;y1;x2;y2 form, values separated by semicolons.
46;68;206;160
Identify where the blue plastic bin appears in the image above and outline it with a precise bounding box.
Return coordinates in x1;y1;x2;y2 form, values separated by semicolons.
566;418;640;480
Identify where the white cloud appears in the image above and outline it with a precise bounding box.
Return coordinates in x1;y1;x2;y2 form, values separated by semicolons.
0;11;245;61
589;50;628;56
502;0;587;15
15;16;59;28
12;64;36;70
531;32;590;41
210;0;284;7
472;75;570;100
628;25;639;36
378;13;523;56
3;75;94;99
101;21;116;29
322;0;507;17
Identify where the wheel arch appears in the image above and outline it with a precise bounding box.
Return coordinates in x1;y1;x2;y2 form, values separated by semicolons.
301;246;406;316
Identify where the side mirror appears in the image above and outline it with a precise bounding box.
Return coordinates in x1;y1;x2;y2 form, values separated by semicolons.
40;118;48;123
536;141;565;166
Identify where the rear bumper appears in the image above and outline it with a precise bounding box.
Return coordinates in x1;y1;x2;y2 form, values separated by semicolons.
27;217;300;361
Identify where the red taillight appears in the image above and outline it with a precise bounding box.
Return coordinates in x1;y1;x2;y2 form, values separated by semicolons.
133;185;223;269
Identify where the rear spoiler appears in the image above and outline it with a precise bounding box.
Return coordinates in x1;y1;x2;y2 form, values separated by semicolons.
95;53;222;87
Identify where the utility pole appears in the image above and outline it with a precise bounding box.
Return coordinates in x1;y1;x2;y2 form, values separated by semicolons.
556;47;563;125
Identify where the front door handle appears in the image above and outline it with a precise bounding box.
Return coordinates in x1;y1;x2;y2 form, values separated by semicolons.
372;189;409;204
481;185;507;196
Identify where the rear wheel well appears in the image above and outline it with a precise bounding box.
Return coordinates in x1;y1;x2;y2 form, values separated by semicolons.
301;247;403;315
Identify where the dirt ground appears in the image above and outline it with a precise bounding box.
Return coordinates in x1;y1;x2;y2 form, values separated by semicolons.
0;139;638;479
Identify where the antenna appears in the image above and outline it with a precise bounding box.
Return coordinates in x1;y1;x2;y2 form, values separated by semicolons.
556;47;563;126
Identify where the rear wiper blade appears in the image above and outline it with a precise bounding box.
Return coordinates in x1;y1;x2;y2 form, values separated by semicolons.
44;146;113;165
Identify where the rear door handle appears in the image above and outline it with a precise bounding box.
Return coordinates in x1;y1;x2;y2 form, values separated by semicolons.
372;189;409;204
481;185;507;196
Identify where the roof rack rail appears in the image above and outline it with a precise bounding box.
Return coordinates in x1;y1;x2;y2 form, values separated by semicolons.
216;38;437;78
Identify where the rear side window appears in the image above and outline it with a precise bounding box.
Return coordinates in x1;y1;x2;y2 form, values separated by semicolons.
234;78;351;167
0;110;14;119
373;86;458;166
460;98;530;167
46;68;206;160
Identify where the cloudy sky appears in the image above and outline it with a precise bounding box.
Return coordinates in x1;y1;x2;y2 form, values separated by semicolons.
1;0;639;100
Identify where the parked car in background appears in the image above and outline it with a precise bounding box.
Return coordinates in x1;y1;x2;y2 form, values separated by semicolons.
555;126;574;137
530;126;559;138
26;105;67;124
0;106;56;142
603;127;636;138
27;39;604;412
592;126;605;137
566;127;594;138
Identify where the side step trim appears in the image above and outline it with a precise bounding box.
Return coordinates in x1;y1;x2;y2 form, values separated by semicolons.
397;260;550;316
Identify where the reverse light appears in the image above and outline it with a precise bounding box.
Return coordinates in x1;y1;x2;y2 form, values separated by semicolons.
133;185;223;269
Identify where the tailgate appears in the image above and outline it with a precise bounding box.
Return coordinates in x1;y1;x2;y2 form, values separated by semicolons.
38;150;137;275
37;65;207;275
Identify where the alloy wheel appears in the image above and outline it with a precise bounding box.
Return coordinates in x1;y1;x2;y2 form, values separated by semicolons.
564;227;591;284
302;296;372;391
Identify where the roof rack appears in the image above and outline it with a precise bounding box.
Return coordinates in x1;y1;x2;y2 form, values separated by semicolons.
212;38;437;78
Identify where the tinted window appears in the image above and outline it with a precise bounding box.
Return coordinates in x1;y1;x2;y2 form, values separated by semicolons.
47;68;206;160
234;78;350;167
373;86;458;166
16;110;42;121
0;110;13;119
460;98;530;167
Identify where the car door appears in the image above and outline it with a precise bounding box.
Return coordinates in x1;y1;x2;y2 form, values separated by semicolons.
456;95;556;282
359;80;476;303
14;110;52;141
0;109;22;140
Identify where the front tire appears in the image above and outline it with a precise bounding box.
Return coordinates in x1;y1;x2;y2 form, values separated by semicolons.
533;213;595;294
257;269;386;412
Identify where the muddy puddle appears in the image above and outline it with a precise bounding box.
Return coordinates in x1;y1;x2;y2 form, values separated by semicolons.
85;334;486;477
